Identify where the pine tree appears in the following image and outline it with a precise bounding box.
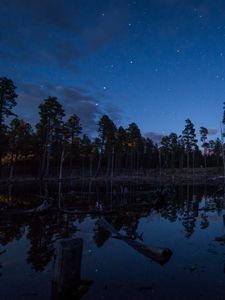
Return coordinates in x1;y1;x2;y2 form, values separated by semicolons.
200;127;208;168
97;115;117;176
126;123;144;172
116;126;128;170
182;119;197;168
36;96;65;178
65;114;82;172
8;118;33;179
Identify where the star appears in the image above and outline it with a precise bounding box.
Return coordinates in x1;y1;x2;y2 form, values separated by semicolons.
103;86;107;90
130;60;133;64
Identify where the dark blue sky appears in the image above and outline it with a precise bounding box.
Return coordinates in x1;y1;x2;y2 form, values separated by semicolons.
1;0;225;140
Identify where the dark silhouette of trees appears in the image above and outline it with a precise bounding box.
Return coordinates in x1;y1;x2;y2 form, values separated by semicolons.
0;77;17;172
36;96;65;178
0;77;224;178
200;127;208;168
65;114;82;173
182;119;198;169
126;122;144;173
96;115;117;176
8;118;33;179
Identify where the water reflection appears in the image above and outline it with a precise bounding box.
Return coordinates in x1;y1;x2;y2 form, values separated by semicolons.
0;182;225;299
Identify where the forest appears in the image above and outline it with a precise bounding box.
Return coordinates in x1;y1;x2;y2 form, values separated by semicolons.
0;76;224;180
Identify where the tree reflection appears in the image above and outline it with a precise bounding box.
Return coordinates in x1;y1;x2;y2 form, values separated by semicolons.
0;182;225;273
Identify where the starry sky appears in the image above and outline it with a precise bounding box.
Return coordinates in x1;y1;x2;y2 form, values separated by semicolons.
1;0;225;140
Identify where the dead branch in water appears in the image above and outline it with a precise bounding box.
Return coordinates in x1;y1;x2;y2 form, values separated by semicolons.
98;218;173;265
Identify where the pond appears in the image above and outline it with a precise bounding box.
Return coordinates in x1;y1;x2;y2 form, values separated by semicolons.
0;182;225;299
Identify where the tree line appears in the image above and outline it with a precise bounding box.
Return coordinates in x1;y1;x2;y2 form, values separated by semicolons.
0;77;224;179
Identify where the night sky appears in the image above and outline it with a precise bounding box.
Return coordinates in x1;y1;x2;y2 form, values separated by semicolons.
1;0;225;140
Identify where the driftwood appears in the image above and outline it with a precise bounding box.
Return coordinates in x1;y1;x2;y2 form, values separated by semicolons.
0;200;51;216
60;201;155;215
61;208;116;215
98;218;172;265
52;238;92;299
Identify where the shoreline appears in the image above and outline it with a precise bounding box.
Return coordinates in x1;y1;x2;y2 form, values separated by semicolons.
0;168;224;185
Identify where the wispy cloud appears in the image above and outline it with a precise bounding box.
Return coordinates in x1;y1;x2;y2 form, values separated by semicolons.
15;82;122;134
207;128;219;135
144;131;163;144
0;0;129;73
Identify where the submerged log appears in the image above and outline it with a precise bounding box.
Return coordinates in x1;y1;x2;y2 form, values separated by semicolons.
98;218;172;265
116;236;172;265
52;238;92;300
0;200;51;215
61;208;116;215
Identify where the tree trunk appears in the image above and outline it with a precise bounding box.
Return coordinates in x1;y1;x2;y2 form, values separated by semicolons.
187;151;190;169
95;150;102;177
192;151;195;176
111;146;114;179
59;147;65;181
89;156;93;177
9;152;15;182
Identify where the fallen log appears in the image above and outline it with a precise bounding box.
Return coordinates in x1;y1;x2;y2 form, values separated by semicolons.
0;200;51;216
98;218;172;265
61;208;116;215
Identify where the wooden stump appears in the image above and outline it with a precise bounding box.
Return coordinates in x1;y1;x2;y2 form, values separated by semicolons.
52;238;83;299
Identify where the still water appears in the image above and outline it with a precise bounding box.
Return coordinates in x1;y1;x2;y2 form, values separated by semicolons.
0;182;225;299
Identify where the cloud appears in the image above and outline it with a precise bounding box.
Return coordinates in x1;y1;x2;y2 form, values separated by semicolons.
104;103;123;125
84;3;129;51
15;83;101;133
0;0;129;73
144;131;164;144
207;128;219;135
14;82;122;135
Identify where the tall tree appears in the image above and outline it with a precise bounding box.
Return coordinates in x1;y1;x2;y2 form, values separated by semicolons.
97;115;117;176
7;118;33;179
80;134;92;176
182;119;197;168
144;138;158;169
199;127;208;168
168;133;179;169
0;77;17;169
36;96;65;178
126;122;144;172
161;135;170;168
116;126;128;170
65;114;82;172
221;102;225;176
